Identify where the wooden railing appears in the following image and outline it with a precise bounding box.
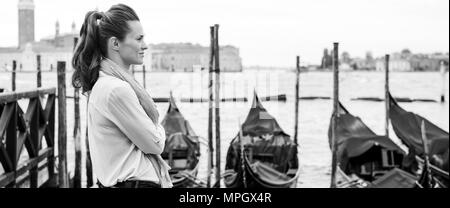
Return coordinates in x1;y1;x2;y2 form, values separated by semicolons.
0;88;57;188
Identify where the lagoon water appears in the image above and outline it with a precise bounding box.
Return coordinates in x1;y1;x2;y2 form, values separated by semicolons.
1;69;448;187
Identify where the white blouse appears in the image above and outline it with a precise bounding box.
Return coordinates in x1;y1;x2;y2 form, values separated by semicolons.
87;71;166;187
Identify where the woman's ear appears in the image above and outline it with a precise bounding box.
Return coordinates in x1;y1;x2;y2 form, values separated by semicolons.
109;37;120;51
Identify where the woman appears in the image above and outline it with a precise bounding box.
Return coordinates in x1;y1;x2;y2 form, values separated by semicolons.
72;4;172;188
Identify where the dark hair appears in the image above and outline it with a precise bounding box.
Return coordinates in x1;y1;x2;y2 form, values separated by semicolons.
72;4;140;93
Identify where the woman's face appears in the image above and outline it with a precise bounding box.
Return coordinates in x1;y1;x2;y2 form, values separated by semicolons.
118;21;148;65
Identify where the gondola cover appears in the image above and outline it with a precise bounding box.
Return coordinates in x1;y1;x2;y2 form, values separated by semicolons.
388;93;449;172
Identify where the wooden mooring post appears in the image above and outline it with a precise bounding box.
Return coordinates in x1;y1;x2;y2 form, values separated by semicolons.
330;42;339;188
73;86;81;188
12;60;16;91
294;56;300;146
440;61;446;103
207;26;215;188
37;55;42;88
385;54;390;137
57;61;69;188
214;24;221;187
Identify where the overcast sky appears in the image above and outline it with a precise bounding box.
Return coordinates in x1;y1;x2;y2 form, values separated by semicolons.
0;0;448;67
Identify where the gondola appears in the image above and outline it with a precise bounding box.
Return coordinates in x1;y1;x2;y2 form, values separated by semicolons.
224;92;300;188
160;93;201;187
388;92;449;187
328;102;407;184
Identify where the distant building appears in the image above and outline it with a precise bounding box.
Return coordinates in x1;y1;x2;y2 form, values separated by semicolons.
0;42;75;72
409;55;438;71
375;56;412;72
350;57;376;71
375;51;449;72
150;43;242;72
40;21;78;48
341;51;351;64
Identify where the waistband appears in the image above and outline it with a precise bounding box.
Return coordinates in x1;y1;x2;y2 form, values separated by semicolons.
98;180;161;188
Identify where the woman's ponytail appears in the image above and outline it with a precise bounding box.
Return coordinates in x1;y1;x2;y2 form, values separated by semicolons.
72;11;104;93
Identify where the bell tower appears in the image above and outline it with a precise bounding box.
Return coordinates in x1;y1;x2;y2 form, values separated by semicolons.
18;0;35;48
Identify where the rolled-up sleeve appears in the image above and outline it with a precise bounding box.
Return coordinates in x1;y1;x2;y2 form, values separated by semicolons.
105;83;166;155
